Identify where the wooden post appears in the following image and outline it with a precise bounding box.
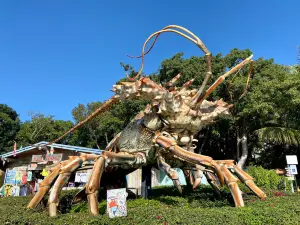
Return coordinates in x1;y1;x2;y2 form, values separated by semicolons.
141;165;152;199
0;169;4;187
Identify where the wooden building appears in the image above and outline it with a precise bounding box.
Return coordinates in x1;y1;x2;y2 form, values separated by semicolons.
0;142;101;196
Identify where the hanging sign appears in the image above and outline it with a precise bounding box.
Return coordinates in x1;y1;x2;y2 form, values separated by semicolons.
46;154;62;162
32;154;62;163
107;188;128;218
31;155;44;162
75;170;92;183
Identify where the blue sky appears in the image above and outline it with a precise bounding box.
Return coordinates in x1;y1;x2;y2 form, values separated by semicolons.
1;1;299;122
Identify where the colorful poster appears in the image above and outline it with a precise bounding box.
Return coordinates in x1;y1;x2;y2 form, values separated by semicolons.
4;169;16;185
107;188;128;218
12;186;20;196
21;172;28;184
15;171;22;185
0;184;20;197
27;171;32;181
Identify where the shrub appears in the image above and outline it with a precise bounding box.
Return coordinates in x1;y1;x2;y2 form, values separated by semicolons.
0;187;299;224
246;166;292;192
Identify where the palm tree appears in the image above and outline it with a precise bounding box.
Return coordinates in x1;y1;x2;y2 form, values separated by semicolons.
255;127;300;145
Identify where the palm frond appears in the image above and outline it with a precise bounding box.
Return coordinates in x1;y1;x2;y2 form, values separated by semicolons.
255;127;300;145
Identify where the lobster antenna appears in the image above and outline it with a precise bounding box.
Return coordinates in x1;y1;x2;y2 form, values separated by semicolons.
127;25;211;83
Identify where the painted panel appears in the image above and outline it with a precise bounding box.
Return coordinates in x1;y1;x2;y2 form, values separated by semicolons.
157;168;209;186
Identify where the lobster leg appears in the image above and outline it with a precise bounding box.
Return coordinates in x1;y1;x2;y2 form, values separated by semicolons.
183;168;204;189
204;171;222;198
47;154;98;217
27;160;71;209
157;154;182;194
154;134;265;207
154;134;225;186
183;169;194;186
232;164;266;200
84;151;146;216
220;164;244;207
215;161;266;200
86;156;105;216
191;169;204;189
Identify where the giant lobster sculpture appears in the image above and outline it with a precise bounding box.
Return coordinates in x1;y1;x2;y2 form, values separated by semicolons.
27;25;266;217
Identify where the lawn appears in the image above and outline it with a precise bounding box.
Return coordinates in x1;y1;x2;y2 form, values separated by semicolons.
0;186;299;225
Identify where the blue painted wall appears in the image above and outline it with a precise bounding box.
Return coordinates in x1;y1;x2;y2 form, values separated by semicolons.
157;168;208;186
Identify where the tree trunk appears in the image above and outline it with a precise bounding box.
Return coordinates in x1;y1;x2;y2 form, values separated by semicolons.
105;132;109;145
236;129;240;160
237;118;248;169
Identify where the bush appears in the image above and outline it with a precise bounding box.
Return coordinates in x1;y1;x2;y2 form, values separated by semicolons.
246;166;292;192
0;187;299;225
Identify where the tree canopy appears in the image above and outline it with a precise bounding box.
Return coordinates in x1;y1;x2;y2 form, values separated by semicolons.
0;104;20;154
16;112;73;147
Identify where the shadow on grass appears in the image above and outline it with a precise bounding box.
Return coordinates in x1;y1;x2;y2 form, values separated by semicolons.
149;185;234;208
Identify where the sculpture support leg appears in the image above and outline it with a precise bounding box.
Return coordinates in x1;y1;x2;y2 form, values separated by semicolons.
84;151;146;216
86;156;105;216
48;157;87;217
27;160;71;209
27;153;98;215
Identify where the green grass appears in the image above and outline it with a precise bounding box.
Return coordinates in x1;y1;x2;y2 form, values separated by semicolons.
0;186;299;225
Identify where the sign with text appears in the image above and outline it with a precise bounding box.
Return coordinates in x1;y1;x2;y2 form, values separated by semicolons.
32;154;62;163
46;154;63;162
75;170;92;183
107;188;127;218
288;165;298;175
286;155;298;165
31;155;44;162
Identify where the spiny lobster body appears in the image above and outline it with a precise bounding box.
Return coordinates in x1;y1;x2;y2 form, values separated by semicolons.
27;25;266;217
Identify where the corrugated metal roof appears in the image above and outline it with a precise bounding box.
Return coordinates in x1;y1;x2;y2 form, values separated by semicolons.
0;141;102;158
